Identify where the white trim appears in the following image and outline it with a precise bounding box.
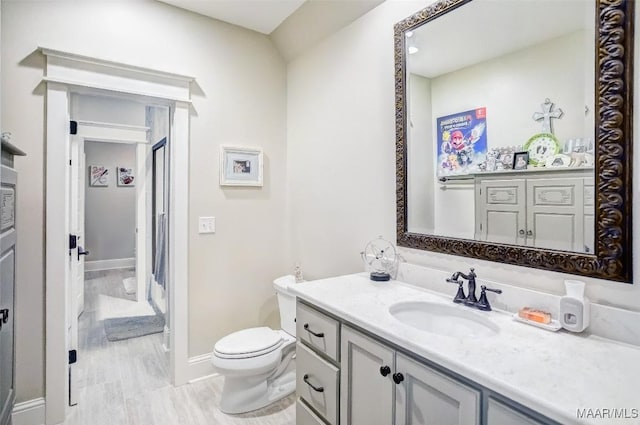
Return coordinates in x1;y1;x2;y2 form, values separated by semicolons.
84;258;135;272
40;48;195;82
40;47;194;103
187;353;218;383
45;83;71;424
76;120;149;144
169;102;190;386
135;142;151;302
162;325;171;353
12;398;45;425
44;50;191;425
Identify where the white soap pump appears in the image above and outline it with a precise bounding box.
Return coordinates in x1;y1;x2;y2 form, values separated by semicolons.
559;280;590;332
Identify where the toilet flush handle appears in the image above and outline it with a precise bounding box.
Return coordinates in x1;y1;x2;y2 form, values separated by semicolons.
303;323;324;338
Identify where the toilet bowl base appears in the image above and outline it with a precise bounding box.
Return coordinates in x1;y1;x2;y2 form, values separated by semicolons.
219;368;296;414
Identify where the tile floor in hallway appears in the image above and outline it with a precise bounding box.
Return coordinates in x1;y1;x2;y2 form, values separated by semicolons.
64;269;295;425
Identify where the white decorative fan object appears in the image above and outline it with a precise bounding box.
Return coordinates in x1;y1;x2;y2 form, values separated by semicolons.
361;236;398;282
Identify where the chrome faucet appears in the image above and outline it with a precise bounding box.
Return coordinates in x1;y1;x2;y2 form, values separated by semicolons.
446;268;478;305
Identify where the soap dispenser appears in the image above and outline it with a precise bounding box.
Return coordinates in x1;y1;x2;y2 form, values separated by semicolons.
559;280;590;332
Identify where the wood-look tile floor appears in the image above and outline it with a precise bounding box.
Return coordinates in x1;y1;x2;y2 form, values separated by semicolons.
65;269;296;425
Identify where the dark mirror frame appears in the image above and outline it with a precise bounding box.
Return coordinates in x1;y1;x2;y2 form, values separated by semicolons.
395;0;634;283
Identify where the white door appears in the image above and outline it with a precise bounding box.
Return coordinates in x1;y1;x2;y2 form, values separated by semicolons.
67;134;85;406
70;135;86;316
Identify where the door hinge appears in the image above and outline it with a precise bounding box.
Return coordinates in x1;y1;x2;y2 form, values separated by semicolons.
480;223;482;231
69;350;77;365
70;121;78;135
69;159;72;166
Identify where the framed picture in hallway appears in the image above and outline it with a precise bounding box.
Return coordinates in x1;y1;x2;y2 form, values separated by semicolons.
219;145;263;187
89;165;109;187
117;167;135;186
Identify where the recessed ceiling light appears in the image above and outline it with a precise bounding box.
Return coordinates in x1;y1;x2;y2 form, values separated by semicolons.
408;46;419;55
405;31;414;38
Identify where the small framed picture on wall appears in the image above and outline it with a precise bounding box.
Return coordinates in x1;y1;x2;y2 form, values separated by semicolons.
117;167;135;186
89;165;109;187
219;145;263;187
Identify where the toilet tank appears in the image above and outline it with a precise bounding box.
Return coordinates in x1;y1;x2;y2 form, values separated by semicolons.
273;275;297;336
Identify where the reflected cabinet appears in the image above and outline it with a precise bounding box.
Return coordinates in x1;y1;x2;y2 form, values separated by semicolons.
474;169;593;253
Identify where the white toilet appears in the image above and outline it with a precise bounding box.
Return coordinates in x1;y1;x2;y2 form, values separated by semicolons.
211;275;297;414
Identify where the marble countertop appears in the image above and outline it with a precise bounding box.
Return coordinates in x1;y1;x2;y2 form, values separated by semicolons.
289;273;640;425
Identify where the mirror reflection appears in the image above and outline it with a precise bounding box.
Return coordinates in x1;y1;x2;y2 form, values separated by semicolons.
406;0;595;254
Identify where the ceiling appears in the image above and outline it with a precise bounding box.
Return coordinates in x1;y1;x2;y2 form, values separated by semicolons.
157;0;307;34
156;0;385;61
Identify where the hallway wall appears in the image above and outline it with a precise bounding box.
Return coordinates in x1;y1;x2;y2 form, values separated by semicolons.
84;142;137;262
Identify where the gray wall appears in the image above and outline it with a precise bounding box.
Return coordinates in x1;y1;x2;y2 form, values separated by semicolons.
85;142;136;261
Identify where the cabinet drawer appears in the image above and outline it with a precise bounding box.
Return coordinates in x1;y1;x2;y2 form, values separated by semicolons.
297;302;340;362
297;399;326;425
487;397;550;425
296;342;339;425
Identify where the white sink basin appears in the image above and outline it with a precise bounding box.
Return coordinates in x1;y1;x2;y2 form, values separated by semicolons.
389;301;499;338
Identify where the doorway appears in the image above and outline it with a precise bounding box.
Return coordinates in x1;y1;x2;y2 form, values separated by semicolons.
43;46;192;425
66;97;173;409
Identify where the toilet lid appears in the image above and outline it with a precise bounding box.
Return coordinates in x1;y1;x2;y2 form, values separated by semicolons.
214;327;283;358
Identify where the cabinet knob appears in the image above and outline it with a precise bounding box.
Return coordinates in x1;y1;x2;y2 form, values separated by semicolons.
392;372;404;384
527;230;533;236
0;308;8;331
518;229;525;236
379;365;391;377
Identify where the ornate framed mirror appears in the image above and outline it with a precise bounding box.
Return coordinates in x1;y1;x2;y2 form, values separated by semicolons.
395;0;634;282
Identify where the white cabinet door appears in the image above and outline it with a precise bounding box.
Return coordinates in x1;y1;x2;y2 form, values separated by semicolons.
0;164;17;425
476;179;526;245
340;326;395;425
487;398;546;425
526;178;584;251
395;353;480;425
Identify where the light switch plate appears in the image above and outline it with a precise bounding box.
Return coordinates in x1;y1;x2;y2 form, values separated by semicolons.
198;216;215;234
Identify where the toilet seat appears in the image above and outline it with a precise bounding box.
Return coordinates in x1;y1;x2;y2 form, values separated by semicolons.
214;327;283;359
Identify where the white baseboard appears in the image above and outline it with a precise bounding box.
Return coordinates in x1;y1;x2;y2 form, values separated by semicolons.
12;398;45;425
187;353;218;383
85;257;135;272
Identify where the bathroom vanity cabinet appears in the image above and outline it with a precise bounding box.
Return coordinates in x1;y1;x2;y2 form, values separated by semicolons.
474;169;594;253
295;300;558;425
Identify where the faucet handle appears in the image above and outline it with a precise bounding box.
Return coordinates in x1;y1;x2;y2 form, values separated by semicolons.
446;278;466;303
476;285;502;311
482;285;502;294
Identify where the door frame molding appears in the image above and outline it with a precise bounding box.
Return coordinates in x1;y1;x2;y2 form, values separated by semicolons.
42;47;193;425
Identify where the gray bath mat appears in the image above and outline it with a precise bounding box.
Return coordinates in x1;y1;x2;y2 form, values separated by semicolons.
104;314;165;341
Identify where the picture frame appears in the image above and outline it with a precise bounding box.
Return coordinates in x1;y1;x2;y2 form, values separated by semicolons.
117;167;135;186
89;165;109;187
545;153;572;168
219;145;264;187
512;152;529;170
